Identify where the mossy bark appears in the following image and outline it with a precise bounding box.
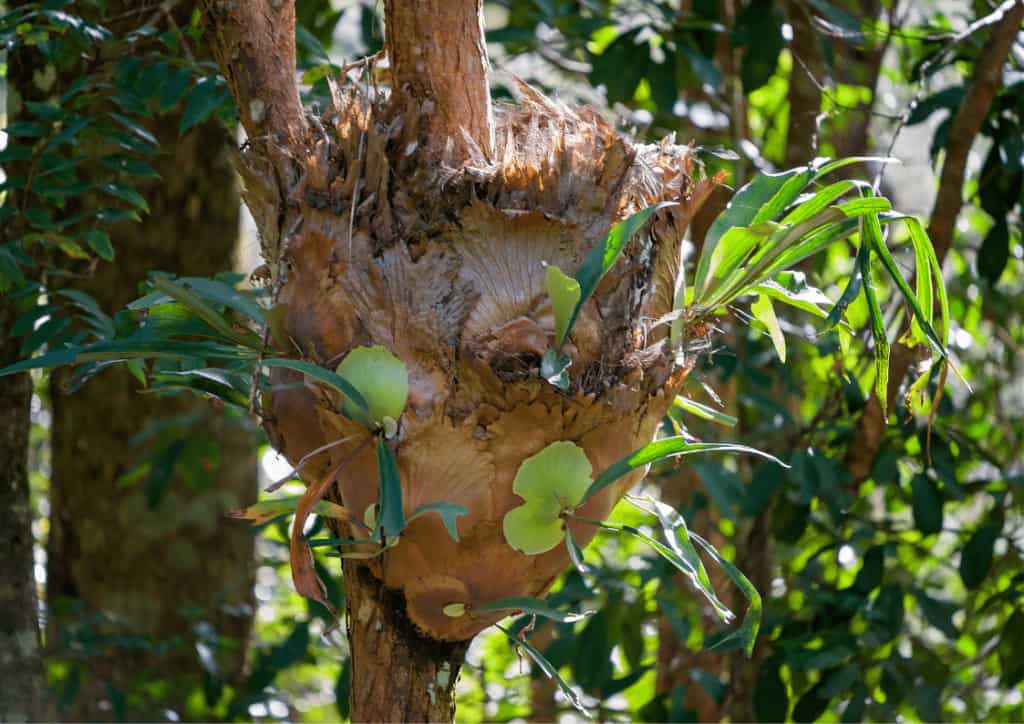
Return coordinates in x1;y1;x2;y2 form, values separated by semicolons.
44;58;257;721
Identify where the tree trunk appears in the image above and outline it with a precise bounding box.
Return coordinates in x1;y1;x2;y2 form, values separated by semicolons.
0;20;54;720
201;3;714;721
0;295;45;722
44;19;257;716
343;562;467;721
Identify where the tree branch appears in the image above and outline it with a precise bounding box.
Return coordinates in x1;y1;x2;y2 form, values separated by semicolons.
383;0;494;159
785;0;823;167
845;0;1024;483
200;0;307;145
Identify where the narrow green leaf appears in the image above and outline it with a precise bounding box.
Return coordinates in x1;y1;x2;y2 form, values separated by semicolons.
149;369;250;407
751;293;786;362
863;211;946;356
568;202;675;338
59;289;115;338
905;217;947;342
565;527;593;579
261;358;371;423
825;243;868;329
673;396;738;427
81;229;114;261
178;276;267;323
0;347;80;376
376;439;405;539
910;474;943;536
696;167;812;294
406;501;468;542
497;625;591;718
812;155;898;179
545;264;580;348
691;532;762;657
582;437;786;504
150;276;260;348
859;240;889;412
645;498;734;622
699;224;775;298
180;76;228;134
476;596;593;623
780;180;859;225
96;182;149;212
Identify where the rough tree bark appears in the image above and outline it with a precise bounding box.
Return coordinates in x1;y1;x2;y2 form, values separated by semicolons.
46;113;257;718
43;11;257;717
201;1;715;721
0;301;45;722
0;19;54;720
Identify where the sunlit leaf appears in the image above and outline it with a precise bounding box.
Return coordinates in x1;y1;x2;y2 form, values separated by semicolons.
582;437;786;504
475;596;593;623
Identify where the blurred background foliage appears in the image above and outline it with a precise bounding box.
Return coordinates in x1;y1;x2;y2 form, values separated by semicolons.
1;0;1022;721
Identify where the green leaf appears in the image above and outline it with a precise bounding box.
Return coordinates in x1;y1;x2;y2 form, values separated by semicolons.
691;532;761;657
545;264;581;348
497;625;590;718
81;229;114;261
825;243;868;328
148;369;250;407
780;180;859;225
905;217;949;343
863;210;946;356
978;217;1010;286
150;275;260;348
644;498;733;621
96;182;149;212
503;441;593;555
582;437;785;505
261;358;371;424
696;167;812;295
59;289;115;338
158;67;193;112
959;521;1000;590
178;276;266;323
540;349;571;390
180;76;227;134
566;202;675;341
475;596;593;623
406;502;468;542
859;243;889;412
910;474;943;536
912;590;959;639
753;658;789;722
751;293;786;362
336;346;409;425
673;396;738;427
376;439;405;539
812;156;898;179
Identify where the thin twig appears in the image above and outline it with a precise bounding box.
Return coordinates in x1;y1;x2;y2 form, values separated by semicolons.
266;433;361;492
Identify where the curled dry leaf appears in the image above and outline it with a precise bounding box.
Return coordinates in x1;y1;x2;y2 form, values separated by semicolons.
288;436;372;614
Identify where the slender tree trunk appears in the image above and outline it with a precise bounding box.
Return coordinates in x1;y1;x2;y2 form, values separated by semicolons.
0;20;54;720
0;296;45;722
44;15;257;716
343;563;467;721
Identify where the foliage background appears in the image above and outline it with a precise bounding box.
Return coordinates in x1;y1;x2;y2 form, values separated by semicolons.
2;0;1022;721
